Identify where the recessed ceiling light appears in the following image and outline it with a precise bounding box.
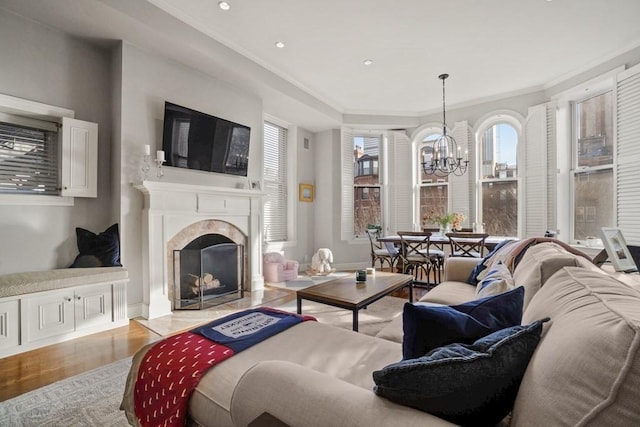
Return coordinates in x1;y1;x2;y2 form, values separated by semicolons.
363;59;373;66
275;41;285;49
218;1;230;11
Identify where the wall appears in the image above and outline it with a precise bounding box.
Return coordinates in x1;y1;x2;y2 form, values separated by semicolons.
116;43;264;315
0;9;114;274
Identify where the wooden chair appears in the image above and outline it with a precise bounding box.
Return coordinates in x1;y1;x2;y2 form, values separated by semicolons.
366;229;399;271
446;232;489;258
397;231;444;286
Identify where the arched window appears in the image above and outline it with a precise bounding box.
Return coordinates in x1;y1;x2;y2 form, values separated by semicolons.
478;122;519;236
418;132;449;228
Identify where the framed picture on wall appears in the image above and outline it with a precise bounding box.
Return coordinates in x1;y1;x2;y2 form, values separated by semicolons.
599;227;638;273
299;183;314;202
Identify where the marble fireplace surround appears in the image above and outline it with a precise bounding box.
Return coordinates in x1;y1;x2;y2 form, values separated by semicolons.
135;181;264;319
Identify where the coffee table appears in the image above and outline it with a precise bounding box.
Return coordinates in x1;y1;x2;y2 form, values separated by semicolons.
296;271;414;332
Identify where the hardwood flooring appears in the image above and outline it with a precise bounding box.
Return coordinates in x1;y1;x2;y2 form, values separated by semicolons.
0;268;432;402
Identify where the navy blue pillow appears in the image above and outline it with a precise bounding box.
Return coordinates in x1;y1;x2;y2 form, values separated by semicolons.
402;286;524;360
374;319;548;427
71;223;122;267
467;238;516;285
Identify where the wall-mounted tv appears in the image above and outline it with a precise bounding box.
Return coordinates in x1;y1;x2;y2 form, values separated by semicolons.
162;102;251;177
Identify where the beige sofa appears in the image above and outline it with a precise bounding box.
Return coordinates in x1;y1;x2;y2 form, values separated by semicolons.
122;241;640;426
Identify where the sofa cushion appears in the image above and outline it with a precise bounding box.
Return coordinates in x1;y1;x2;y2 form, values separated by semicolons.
512;242;578;309
373;319;546;427
476;261;515;298
512;267;640;426
402;286;524;359
467;239;517;285
418;280;477;305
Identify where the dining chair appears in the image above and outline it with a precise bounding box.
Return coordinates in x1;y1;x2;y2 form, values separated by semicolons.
446;232;489;258
397;231;444;286
366;229;399;271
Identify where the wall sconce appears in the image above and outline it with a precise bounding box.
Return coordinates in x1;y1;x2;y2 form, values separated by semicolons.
156;150;165;177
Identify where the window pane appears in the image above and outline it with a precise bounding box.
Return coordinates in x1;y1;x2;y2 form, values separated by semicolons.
354;135;381;236
573;169;613;241
419;184;448;227
481;123;518;179
576;91;613;168
482;181;517;236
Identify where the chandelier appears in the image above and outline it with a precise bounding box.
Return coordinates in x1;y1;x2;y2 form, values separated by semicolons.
421;73;469;177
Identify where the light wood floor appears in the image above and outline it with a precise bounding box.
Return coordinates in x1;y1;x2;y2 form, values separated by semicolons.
0;268;431;402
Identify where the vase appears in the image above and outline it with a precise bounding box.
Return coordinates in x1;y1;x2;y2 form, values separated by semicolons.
439;224;451;235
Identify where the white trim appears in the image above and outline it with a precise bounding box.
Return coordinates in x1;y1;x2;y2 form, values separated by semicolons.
0;93;74;121
0;194;74;206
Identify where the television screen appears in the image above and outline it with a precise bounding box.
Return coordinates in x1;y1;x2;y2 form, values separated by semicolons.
162;102;250;176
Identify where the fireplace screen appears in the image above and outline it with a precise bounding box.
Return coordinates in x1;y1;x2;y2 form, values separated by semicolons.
173;234;244;309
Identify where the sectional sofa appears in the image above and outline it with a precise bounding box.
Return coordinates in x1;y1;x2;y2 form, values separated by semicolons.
121;239;640;426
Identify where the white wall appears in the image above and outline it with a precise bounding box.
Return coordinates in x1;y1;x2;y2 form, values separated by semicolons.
116;43;264;314
0;9;114;274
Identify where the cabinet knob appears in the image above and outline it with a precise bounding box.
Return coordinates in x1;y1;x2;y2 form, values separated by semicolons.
76;296;82;300
64;297;72;302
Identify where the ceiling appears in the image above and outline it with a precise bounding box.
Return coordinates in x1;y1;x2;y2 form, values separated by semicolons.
3;0;640;132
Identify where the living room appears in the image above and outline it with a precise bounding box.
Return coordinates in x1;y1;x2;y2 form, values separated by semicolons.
2;0;640;424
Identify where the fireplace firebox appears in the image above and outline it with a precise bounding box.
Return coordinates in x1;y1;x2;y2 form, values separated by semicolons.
172;234;244;309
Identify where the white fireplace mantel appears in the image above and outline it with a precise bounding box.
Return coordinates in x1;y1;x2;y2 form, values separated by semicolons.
134;180;265;319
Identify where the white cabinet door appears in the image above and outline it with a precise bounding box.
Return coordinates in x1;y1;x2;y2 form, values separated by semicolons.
24;289;75;343
61;117;98;197
74;283;112;331
0;299;20;350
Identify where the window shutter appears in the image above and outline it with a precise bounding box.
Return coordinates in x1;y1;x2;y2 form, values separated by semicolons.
0;118;59;195
387;131;413;232
546;101;557;231
450;121;470;222
523;104;548;238
341;127;354;240
616;64;640;245
263;121;288;242
60;117;97;197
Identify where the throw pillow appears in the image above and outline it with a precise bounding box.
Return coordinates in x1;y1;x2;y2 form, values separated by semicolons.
70;223;122;267
475;261;515;298
467;239;516;285
402;286;524;360
373;318;549;427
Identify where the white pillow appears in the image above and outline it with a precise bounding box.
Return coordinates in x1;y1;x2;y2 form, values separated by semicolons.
476;261;515;298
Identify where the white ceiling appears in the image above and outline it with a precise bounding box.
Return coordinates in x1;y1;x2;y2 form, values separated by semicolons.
3;0;640;132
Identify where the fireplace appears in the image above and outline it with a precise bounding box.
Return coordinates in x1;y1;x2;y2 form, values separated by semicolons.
173;234;244;309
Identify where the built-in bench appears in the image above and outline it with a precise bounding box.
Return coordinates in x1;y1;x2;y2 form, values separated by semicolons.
0;267;129;358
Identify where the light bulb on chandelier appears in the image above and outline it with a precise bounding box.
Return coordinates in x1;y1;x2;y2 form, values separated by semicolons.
421;74;469;177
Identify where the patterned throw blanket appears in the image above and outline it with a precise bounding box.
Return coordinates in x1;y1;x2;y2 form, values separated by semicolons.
133;307;314;427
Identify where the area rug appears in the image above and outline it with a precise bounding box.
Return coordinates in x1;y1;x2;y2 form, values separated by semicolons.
0;357;132;426
267;271;350;291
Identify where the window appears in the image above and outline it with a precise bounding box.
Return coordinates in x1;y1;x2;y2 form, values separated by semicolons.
572;91;613;242
0;117;59;195
418;133;449;226
479;123;518;236
263;121;288;242
353;134;382;237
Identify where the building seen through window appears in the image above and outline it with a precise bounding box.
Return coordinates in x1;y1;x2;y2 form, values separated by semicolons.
353;135;381;236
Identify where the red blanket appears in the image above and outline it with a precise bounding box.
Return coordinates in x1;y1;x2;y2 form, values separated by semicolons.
133;307;314;427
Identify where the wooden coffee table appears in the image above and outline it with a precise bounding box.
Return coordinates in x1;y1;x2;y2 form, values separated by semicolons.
296;271;414;332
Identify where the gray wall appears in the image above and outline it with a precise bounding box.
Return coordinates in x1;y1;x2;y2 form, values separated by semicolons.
0;9;114;274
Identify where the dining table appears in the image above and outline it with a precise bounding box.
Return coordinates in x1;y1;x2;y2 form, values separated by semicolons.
377;233;514;255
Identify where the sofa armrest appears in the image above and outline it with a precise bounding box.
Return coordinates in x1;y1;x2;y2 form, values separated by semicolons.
230;360;455;427
443;257;482;283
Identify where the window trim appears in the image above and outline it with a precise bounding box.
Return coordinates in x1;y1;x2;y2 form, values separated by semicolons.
0;93;75;206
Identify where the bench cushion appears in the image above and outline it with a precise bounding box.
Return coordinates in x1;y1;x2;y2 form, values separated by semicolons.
0;267;128;298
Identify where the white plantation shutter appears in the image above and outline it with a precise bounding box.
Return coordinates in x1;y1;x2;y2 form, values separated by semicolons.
523;104;548;238
616;64;640;245
546;101;558;231
387;131;413;232
449;122;470;222
0;115;59;195
263;121;288;242
341;127;354;240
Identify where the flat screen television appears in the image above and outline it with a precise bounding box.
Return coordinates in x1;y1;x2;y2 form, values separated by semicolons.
162;102;251;176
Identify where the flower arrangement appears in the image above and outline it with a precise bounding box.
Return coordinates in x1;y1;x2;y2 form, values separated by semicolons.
422;211;466;230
